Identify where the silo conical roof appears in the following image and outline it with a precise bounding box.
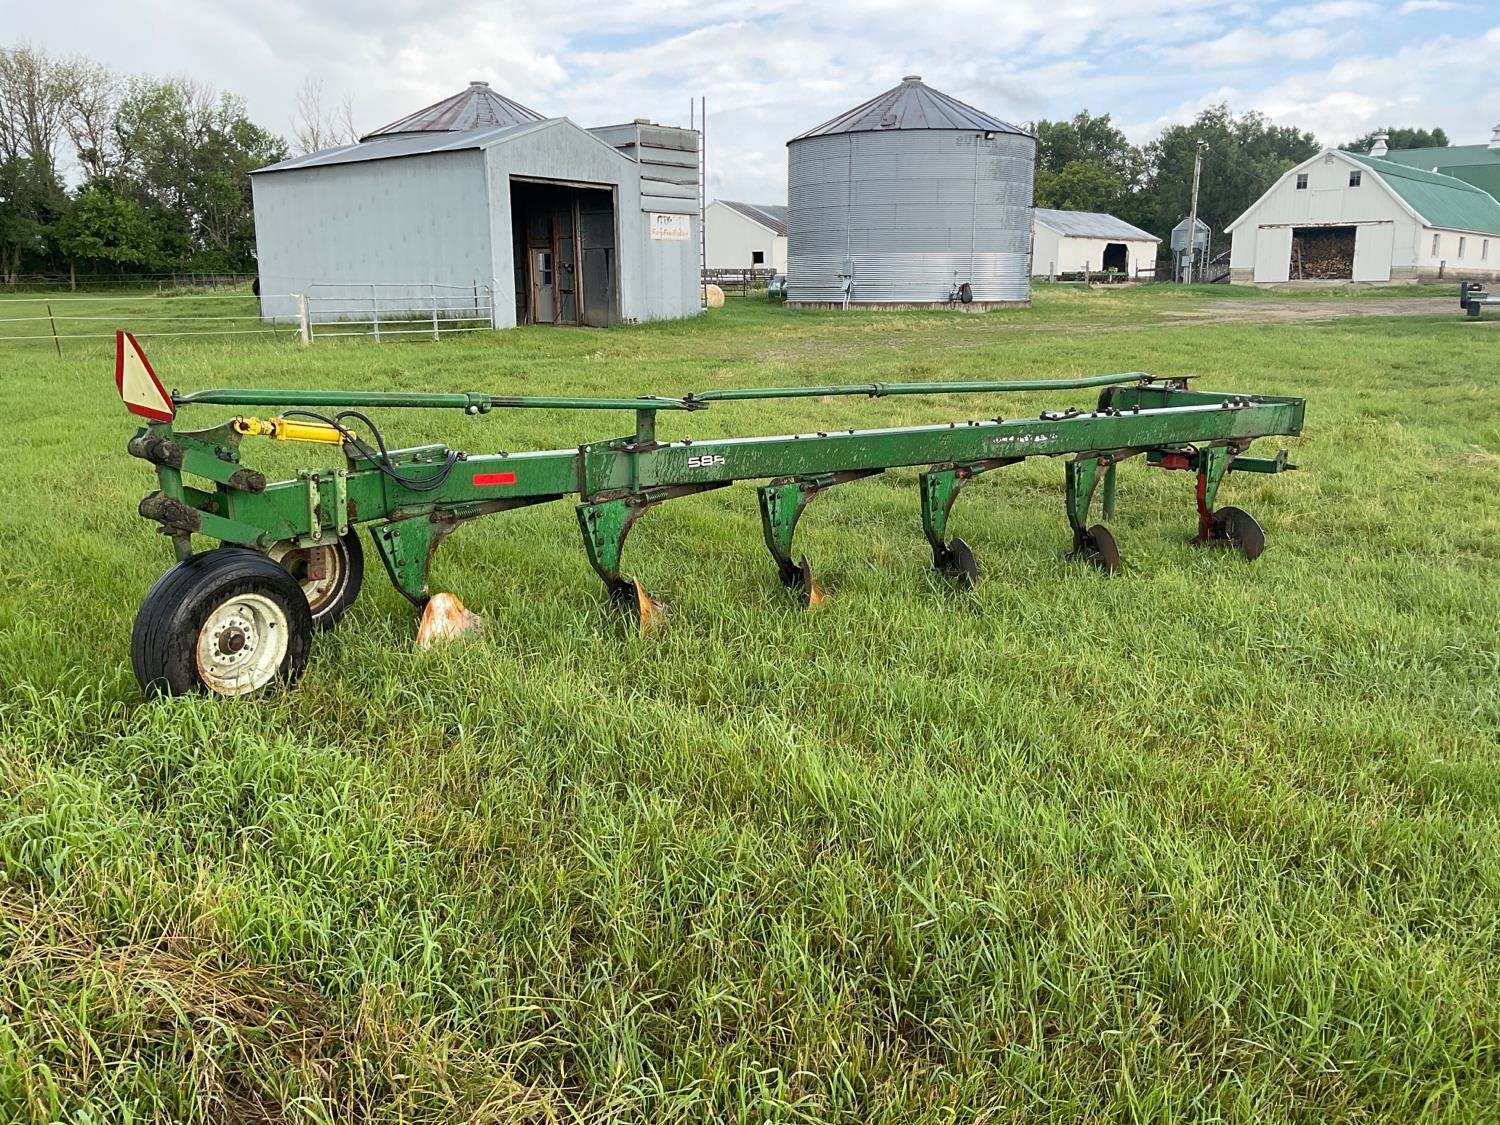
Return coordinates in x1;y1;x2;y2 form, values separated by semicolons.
792;75;1029;141
362;81;545;140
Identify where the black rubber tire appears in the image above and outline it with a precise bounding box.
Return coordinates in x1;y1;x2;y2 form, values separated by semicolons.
131;548;314;698
264;531;364;632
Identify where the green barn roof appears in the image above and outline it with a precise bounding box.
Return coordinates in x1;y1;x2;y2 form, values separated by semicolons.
1374;143;1500;199
1345;152;1500;235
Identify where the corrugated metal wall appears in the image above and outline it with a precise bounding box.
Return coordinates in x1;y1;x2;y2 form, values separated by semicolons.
787;130;1035;304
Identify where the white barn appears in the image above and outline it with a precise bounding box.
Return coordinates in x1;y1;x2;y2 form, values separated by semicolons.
1226;149;1500;284
251;83;702;328
1030;209;1160;278
705;201;788;271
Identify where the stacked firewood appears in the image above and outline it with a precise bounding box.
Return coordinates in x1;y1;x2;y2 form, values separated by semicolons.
1292;230;1355;279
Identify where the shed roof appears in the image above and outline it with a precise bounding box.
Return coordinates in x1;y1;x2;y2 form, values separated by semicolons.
1033;208;1158;242
792;76;1029;141
253;119;556;174
716;200;788;236
362;81;545;140
1345;152;1500;234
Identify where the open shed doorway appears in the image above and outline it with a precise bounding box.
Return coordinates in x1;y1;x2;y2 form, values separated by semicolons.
511;179;617;326
1102;242;1128;273
1290;226;1355;280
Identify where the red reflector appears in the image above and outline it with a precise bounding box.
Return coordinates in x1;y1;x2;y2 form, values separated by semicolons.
473;471;516;486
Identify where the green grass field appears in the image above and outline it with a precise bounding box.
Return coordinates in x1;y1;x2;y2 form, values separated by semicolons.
1;285;1497;1122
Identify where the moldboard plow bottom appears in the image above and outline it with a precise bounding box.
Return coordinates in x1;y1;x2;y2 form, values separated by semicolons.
113;331;1305;698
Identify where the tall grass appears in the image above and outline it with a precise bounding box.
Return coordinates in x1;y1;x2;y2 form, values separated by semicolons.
1;286;1497;1122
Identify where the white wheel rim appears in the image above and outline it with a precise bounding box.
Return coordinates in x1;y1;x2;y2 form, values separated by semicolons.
195;592;289;696
268;542;341;612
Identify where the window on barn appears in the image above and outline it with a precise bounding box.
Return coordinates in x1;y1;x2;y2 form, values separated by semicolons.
1296;173;1308;190
1348;171;1362;187
1432;233;1441;257
1458;237;1466;258
752;250;765;265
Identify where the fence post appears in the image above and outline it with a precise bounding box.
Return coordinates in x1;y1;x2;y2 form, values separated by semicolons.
432;283;440;341
296;294;311;347
45;302;61;357
489;279;500;330
371;284;380;343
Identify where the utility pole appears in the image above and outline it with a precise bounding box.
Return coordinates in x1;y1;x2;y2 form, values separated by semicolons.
1185;140;1206;285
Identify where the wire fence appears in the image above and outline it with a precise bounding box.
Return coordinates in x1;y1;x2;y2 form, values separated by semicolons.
0;272;256;293
0;281;499;352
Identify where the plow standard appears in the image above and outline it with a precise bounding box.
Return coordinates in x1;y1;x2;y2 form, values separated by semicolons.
115;332;1305;697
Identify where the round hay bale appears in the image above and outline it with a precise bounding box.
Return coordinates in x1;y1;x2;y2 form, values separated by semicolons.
700;283;725;308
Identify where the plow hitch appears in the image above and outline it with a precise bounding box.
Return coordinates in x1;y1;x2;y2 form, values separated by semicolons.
113;331;1305;698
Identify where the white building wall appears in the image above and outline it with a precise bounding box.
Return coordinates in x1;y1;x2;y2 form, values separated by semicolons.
251;151;493;321
705;202;786;271
1029;227;1157;277
1423;227;1500;280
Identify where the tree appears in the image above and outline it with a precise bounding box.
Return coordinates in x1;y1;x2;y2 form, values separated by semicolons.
1343;126;1450;153
54;182;155;272
292;78;358;155
1141;105;1320;243
1033;111;1144;185
113;77;287;270
0;44;80;280
1035;159;1123;213
63;59;122;185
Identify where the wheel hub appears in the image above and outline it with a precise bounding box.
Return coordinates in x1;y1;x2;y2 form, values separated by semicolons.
196;594;288;696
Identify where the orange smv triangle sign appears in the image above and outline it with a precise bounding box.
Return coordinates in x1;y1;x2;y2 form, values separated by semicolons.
115;331;174;422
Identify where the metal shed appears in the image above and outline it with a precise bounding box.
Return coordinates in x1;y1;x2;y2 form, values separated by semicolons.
250;83;701;329
1031;209;1160;279
785;76;1035;308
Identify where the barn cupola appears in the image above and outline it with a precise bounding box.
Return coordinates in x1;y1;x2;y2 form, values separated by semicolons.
360;81;546;141
1369;133;1389;157
1490;123;1500;151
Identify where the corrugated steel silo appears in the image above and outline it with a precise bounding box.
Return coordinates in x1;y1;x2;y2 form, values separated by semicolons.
786;76;1035;307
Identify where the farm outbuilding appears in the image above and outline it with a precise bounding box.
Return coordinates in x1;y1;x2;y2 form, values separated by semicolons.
250;82;701;328
705;201;788;272
1030;209;1159;279
785;76;1035;308
1226;147;1500;284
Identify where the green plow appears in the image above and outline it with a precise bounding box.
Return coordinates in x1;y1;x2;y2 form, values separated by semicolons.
113;331;1305;697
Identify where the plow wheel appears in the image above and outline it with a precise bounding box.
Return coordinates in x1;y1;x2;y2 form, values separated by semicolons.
265;531;364;631
1070;524;1121;573
933;537;980;589
132;548;313;698
1197;506;1266;561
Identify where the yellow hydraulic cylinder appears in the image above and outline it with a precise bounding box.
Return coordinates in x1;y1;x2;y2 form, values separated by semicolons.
232;416;345;444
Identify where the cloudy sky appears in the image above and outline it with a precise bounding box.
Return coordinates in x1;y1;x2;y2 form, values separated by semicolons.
4;0;1498;203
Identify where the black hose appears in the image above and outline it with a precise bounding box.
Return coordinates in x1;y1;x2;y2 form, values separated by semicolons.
280;409;458;493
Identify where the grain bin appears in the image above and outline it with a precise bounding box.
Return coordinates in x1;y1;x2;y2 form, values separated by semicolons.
786;76;1035;308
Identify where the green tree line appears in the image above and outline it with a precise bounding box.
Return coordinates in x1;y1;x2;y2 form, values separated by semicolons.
0;43;286;283
1030;108;1451;252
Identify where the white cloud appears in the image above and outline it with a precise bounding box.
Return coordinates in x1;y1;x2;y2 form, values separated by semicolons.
1183;27;1334;67
1269;1;1378;28
5;0;1499;202
1399;1;1461;12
